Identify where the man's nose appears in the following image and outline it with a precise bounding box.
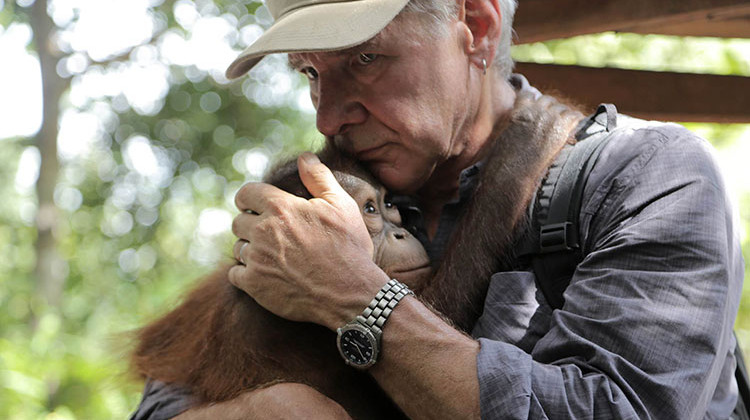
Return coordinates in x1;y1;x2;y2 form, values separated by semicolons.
314;79;367;137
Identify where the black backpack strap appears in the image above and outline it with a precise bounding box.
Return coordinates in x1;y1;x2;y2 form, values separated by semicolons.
520;104;618;310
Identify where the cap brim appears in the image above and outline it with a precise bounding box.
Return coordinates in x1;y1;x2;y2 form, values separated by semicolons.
225;0;410;79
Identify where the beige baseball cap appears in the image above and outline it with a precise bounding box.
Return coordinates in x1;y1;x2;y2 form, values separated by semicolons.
225;0;411;79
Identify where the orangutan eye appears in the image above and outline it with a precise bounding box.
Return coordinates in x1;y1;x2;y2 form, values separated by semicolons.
301;67;319;80
364;201;378;214
357;53;378;65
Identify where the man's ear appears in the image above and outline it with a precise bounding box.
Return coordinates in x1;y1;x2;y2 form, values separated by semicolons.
460;0;502;71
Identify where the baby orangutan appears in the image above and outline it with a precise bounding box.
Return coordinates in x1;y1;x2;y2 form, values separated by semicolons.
130;147;431;419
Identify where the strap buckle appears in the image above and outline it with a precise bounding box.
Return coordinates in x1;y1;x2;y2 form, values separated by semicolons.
539;222;578;253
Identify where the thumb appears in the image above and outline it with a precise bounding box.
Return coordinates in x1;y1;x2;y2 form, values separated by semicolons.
298;152;349;205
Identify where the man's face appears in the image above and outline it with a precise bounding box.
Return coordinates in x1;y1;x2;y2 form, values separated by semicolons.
289;14;473;194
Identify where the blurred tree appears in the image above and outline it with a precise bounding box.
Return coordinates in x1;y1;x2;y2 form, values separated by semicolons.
1;0;319;418
30;0;66;315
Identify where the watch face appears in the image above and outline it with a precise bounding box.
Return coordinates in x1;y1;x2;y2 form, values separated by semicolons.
337;324;377;368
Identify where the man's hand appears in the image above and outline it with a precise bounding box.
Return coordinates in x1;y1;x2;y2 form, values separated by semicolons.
229;152;390;330
508;90;584;144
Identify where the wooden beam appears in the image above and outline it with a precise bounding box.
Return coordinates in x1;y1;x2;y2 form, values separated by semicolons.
623;8;750;38
514;0;750;43
514;62;750;123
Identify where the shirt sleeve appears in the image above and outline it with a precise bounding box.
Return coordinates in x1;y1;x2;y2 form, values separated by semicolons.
476;124;744;419
129;379;194;420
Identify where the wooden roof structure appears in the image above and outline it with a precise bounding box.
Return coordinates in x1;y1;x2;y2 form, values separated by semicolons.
513;0;750;122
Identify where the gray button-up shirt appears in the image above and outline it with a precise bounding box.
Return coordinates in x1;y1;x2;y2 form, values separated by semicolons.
466;94;744;419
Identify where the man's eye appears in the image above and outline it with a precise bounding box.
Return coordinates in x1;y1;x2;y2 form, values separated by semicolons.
357;53;378;65
364;201;378;214
301;67;319;80
384;200;394;210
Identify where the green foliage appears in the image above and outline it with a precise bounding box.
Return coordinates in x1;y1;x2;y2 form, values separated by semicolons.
512;32;750;76
1;5;749;419
1;1;320;418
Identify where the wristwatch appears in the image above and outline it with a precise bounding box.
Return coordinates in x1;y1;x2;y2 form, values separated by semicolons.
336;279;413;369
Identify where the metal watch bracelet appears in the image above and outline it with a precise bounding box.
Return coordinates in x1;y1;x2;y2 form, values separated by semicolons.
357;279;414;337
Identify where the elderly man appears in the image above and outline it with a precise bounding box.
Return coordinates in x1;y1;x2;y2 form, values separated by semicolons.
131;0;744;418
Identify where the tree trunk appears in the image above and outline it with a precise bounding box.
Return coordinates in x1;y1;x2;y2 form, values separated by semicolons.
30;0;66;311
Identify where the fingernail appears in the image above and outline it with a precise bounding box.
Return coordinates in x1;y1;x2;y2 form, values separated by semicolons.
301;152;320;165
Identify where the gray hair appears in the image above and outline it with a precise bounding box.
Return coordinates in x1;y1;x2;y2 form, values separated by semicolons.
401;0;518;79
